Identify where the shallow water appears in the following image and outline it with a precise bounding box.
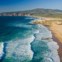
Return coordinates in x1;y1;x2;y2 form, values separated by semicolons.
0;16;60;62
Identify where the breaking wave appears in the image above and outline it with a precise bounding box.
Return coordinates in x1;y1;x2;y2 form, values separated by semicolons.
0;16;60;62
0;42;4;60
31;25;60;62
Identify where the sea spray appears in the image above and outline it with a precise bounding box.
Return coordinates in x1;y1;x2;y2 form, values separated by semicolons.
31;24;60;62
3;35;35;62
48;40;60;62
0;42;4;60
0;16;60;62
3;24;60;62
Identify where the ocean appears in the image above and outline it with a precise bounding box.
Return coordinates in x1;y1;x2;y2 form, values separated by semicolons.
0;16;60;62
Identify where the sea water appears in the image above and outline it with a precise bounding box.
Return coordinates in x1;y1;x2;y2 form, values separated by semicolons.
0;16;60;62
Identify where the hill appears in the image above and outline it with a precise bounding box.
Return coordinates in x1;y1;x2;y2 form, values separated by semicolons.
0;8;62;17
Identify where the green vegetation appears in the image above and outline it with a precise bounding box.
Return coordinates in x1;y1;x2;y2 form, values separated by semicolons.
28;8;62;18
1;8;62;18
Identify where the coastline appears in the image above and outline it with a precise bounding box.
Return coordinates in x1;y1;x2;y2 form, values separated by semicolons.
50;22;62;62
0;15;59;62
52;33;62;62
44;25;62;62
31;16;62;62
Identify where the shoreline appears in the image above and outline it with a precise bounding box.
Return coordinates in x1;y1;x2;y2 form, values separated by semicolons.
45;25;62;62
52;33;62;62
31;16;62;62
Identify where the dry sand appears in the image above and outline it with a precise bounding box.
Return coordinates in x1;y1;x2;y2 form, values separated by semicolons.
50;22;62;43
32;17;62;62
50;22;62;62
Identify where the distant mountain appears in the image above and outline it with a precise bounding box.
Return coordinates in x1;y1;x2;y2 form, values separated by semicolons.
23;8;62;17
0;8;62;17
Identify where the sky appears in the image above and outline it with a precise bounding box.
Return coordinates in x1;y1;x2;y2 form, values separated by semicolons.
0;0;62;13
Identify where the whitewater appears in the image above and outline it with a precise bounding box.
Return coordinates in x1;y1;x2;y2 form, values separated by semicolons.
0;16;60;62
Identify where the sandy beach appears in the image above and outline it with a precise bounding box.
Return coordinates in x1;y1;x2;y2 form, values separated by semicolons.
50;22;62;62
44;23;62;62
52;33;62;62
32;17;62;62
50;22;62;43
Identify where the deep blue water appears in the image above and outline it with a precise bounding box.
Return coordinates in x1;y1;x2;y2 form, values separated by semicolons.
0;16;35;41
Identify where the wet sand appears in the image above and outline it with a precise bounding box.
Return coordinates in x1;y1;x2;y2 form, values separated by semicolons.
45;25;62;62
32;18;62;62
50;22;62;62
52;33;62;62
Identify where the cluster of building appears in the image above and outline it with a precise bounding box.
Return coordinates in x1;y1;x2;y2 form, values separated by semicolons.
0;12;31;16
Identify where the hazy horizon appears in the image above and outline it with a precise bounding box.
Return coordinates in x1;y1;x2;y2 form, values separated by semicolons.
0;8;62;13
0;0;62;13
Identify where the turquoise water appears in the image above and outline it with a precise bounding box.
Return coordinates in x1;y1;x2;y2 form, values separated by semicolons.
0;16;60;62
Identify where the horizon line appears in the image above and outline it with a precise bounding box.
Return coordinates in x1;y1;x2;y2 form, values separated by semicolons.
0;8;62;13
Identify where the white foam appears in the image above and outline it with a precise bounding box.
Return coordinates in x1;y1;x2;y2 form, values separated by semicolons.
2;23;60;62
0;42;4;59
32;24;60;62
6;35;35;62
47;41;60;62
